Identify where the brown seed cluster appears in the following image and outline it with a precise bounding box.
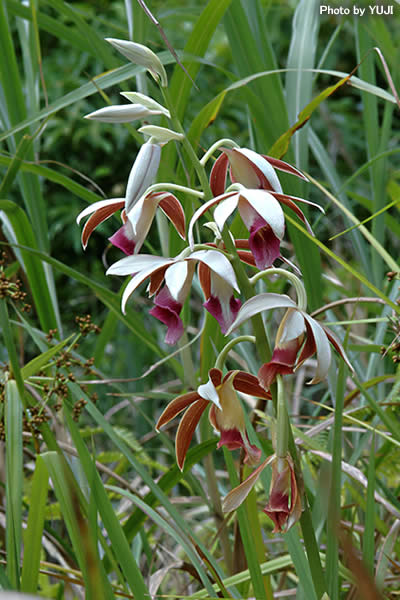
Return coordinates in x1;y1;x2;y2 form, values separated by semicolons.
0;265;31;312
72;398;87;421
75;314;101;336
386;271;398;282
23;405;51;435
0;311;102;441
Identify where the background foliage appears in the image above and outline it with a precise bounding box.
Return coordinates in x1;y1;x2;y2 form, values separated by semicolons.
0;0;399;598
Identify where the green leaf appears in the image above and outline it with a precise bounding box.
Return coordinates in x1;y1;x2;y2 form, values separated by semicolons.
21;334;75;380
123;439;217;542
5;380;23;589
63;410;149;600
326;361;346;600
21;457;49;594
41;451;113;600
271;74;351;159
2;240;182;376
363;435;376;575
0;200;58;331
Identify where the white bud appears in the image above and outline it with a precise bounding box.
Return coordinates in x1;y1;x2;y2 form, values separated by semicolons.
106;38;168;87
121;92;170;118
125;143;161;213
138;125;184;144
85;104;161;123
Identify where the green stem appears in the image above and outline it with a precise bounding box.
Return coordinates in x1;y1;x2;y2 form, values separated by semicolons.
287;421;327;597
250;268;308;312
220;228;272;364
215;335;256;371
144;182;205;199
200;138;239;167
161;87;213;199
276;376;289;458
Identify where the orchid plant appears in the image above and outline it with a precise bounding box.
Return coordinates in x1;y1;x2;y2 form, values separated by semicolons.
77;38;352;541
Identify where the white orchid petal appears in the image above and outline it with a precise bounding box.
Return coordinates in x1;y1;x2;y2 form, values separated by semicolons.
138;125;184;143
164;261;189;302
197;378;221;410
119;266;162;313
270;191;325;213
302;313;332;384
222;456;273;512
188;192;236;249
237;148;283;193
107;254;172;276
240;189;285;240
189;250;240;293
213;195;239;231
85;104;161;123
225;293;297;335
277;309;305;345
121;92;170;117
76;198;125;224
127;193;159;247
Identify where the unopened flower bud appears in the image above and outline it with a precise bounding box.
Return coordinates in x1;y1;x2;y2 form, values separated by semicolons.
106;38;168;87
125;143;161;212
121;92;170;118
138;125;184;144
85;104;162;123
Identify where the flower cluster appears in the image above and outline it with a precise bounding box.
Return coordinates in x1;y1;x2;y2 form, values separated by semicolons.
77;38;352;534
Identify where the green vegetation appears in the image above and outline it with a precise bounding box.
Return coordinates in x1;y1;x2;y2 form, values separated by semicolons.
0;1;399;598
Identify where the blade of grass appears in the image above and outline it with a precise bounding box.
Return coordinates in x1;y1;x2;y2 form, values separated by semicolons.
363;434;376;575
284;528;318;600
21;456;49;594
21;334;76;379
5;380;23;589
68;381;229;595
41;451;113;600
224;448;269;600
6;0;94;53
0;200;59;332
356;23;391;284
0;153;103;206
224;0;288;147
0;299;26;400
326;360;346;600
122;439;217;542
376;519;400;591
41;0;119;69
2;241;182;374
108;484;223;598
285;200;400;301
63;410;149;600
285;0;319;167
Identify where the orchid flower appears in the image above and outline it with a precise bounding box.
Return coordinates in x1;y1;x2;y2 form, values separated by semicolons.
189;183;323;270
225;293;353;385
222;453;302;533
107;249;240;344
76;142;161;249
209;147;308;197
189;188;285;270
156;367;270;469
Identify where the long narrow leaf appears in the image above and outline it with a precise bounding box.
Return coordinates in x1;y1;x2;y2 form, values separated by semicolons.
5;380;23;589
